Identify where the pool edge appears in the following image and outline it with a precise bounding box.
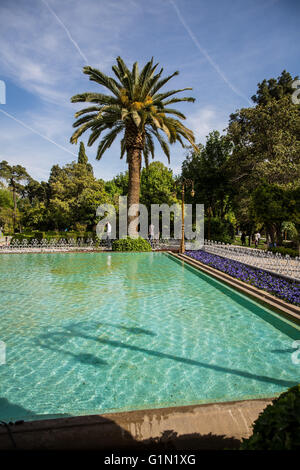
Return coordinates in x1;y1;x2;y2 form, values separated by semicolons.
0;397;273;450
169;252;300;326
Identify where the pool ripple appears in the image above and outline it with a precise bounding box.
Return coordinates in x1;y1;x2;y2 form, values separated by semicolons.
0;252;299;422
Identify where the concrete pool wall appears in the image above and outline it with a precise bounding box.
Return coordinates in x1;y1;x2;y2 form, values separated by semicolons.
0;398;272;450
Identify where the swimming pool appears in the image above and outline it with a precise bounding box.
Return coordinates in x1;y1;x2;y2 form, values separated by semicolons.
0;252;299;422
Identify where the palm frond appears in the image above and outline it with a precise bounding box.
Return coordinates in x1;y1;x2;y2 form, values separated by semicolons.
150;129;170;163
161;96;195;106
70;57;195;164
83;66;121;97
153;88;193;104
120;137;126;159
150;71;179;96
132;62;139;87
116;57;134;98
70;121;98;144
96;125;124;160
72;114;98;128
163;108;186;119
74;106;101;118
140;68;163;100
71;92;118;104
145;131;155;159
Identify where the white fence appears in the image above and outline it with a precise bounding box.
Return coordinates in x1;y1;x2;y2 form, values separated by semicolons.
202;240;300;281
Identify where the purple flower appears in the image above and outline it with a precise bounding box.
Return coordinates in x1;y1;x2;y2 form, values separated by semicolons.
185;250;300;306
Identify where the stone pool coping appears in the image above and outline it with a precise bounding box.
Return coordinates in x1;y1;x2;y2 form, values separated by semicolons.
171;252;300;325
0;398;273;450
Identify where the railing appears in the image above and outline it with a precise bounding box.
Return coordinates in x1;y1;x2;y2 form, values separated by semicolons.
0;237;181;253
0;237;104;252
201;240;300;280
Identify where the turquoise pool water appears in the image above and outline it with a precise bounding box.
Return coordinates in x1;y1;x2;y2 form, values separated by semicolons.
0;252;299;422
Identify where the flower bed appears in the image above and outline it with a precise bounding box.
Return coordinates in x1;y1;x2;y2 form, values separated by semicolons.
185;250;300;306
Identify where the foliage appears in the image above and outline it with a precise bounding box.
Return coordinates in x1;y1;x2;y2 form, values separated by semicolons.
182;131;233;216
251;182;297;245
204;216;235;244
70;56;196;163
251;70;299;105
140;161;177;208
269;246;298;258
282;221;298;240
112;237;152;252
0;188;13;208
77;141;93;174
228;96;300;188
240;385;300;450
227;72;300;245
0;160;30;230
70;57;196;234
105;172;129;199
47;156;110;230
3;69;300;248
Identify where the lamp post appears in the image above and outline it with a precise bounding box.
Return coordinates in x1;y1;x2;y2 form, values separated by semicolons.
177;178;195;254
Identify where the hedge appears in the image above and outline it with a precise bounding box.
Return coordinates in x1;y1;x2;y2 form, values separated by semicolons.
112;237;152;252
240;384;300;450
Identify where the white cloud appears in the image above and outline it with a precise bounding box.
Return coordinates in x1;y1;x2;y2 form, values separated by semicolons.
0;0;140;105
187;106;228;143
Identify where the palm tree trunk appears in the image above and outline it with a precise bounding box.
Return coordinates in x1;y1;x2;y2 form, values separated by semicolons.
127;148;141;237
126;124;144;237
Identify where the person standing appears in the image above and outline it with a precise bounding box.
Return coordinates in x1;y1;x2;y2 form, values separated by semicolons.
241;232;246;246
106;221;112;249
149;223;155;247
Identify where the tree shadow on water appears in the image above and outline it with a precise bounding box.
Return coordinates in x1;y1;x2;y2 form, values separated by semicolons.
37;322;298;388
97;321;156;336
0;397;37;423
34;337;108;367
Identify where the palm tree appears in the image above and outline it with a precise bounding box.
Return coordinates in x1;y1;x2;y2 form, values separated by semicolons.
70;57;196;232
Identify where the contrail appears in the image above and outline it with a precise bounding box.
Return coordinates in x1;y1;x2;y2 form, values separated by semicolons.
169;0;252;105
41;0;89;65
0;109;77;157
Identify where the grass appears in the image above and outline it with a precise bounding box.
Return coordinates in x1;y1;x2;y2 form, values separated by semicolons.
232;236;267;250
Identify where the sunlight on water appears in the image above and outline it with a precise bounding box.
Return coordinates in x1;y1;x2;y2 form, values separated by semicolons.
0;252;299;422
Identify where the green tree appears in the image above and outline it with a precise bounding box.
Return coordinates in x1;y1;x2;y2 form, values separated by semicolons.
0;188;14;232
77;141;93;174
251;70;299;105
140;161;176;208
227;96;300;187
251;182;296;245
182;131;233;239
70;57;195;233
48;160;109;230
0;161;29;231
227;72;300;244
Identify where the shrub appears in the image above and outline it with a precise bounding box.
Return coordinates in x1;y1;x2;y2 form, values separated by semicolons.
34;231;45;240
269;246;298;258
112;237;152;252
240;385;300;450
11;233;34;243
205;217;235;244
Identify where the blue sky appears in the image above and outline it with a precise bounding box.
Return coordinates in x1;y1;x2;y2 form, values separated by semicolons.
0;0;299;182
